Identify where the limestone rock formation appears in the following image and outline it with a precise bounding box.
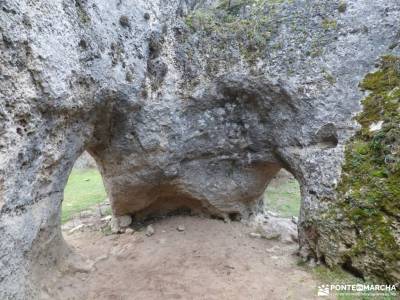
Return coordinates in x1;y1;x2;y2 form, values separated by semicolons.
73;151;97;169
319;56;400;283
0;0;399;298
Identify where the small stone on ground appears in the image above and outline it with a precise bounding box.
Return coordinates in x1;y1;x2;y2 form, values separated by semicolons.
145;225;155;237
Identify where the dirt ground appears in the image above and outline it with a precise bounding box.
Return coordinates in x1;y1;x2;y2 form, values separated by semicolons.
48;216;326;300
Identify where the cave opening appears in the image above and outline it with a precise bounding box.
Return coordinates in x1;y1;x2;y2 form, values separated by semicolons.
43;151;307;299
264;169;301;218
61;151;109;235
263;168;301;222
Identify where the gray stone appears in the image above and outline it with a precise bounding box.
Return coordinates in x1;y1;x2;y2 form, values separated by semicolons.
253;216;298;244
118;215;132;228
110;215;132;233
0;0;399;297
125;228;135;234
145;225;155;237
110;218;121;234
79;210;94;219
68;224;86;235
266;211;278;218
74;152;97;169
249;232;262;239
101;215;112;223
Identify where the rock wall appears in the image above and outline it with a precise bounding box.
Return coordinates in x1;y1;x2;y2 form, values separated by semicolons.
73;151;97;169
318;56;400;283
0;0;399;298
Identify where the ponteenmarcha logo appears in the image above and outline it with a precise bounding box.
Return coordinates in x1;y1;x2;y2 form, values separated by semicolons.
317;284;398;297
317;285;330;296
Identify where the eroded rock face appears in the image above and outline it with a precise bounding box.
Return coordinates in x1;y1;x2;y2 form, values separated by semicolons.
0;0;399;298
73;151;97;169
318;57;400;283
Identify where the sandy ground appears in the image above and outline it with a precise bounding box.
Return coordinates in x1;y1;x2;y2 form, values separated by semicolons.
48;216;326;300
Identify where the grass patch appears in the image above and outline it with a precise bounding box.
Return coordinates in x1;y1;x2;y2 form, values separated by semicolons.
62;169;107;223
264;178;301;217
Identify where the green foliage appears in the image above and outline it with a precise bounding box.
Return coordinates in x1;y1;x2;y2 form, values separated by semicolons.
264;178;301;217
217;0;254;15
62;169;107;223
335;56;400;281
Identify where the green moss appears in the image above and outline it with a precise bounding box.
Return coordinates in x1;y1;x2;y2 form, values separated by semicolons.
334;56;400;281
322;18;337;30
217;0;254;15
323;69;337;84
338;0;347;13
314;265;362;285
184;0;283;63
75;0;91;24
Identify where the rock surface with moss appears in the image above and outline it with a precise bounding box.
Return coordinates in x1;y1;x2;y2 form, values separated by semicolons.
318;56;400;283
0;0;400;298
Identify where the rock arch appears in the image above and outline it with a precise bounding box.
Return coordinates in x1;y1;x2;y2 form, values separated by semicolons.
1;0;399;298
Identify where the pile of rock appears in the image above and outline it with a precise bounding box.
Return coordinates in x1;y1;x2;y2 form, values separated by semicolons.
248;213;298;244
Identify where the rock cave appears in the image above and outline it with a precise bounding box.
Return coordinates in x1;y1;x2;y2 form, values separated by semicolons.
0;0;399;298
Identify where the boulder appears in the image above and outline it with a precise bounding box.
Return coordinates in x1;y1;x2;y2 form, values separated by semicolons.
110;215;132;234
